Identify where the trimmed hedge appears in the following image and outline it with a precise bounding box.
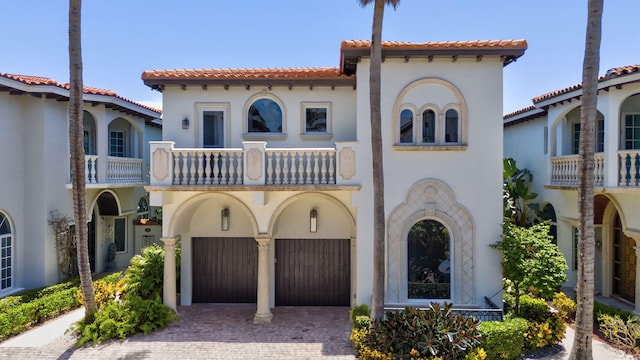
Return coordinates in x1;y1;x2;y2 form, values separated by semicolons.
479;317;528;360
0;278;82;340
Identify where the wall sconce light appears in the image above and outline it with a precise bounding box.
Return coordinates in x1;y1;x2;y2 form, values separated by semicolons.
595;239;602;249
310;209;318;233
182;117;190;129
221;208;230;231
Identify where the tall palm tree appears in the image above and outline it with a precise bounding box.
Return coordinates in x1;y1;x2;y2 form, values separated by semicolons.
570;0;603;358
69;0;97;321
358;0;399;321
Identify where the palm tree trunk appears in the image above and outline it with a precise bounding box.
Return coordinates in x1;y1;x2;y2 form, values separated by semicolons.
69;0;97;321
570;1;603;358
369;0;386;321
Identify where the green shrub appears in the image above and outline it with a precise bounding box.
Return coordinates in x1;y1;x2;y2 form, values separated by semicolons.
464;347;487;360
517;295;565;350
597;313;640;356
349;303;369;325
479;317;528;360
518;295;549;322
364;303;481;359
594;301;635;323
123;244;165;300
354;315;370;330
551;292;576;321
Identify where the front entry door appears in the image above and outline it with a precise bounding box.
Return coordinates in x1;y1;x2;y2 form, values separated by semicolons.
613;214;636;303
88;214;96;272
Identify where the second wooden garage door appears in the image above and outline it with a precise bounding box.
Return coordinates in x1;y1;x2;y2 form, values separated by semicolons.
192;237;257;303
275;239;350;306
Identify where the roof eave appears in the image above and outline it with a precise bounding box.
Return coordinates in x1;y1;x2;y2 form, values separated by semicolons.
142;77;356;90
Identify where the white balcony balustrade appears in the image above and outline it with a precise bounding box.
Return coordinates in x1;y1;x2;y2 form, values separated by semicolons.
79;155;144;184
550;154;604;187
619;150;640;187
149;141;357;187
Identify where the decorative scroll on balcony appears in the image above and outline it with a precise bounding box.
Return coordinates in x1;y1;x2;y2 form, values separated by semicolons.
550;154;604;187
172;149;243;185
85;155;98;183
107;157;144;183
619;150;640;187
265;149;336;185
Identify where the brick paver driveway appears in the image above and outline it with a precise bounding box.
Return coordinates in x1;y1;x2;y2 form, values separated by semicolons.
0;304;357;360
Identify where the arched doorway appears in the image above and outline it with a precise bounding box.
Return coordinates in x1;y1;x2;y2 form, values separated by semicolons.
407;219;451;300
613;212;636;303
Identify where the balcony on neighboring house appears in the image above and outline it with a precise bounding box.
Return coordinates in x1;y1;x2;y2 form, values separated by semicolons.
549;150;640;188
83;155;145;185
147;141;359;191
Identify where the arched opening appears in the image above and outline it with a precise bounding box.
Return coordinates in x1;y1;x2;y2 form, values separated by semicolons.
613;211;636;303
407;219;451;300
248;98;282;133
0;211;13;290
83;111;97;155
541;203;557;244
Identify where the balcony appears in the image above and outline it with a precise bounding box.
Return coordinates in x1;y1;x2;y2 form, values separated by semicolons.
148;141;359;190
79;155;144;186
549;150;640;187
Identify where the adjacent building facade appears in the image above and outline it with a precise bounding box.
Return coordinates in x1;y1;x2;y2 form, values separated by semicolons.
143;39;527;322
504;65;640;314
0;73;161;297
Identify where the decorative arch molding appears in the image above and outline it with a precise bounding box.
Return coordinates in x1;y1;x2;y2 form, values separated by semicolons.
106;115;143;135
267;192;356;238
392;78;468;145
387;179;474;304
88;190;122;220
168;192;259;238
242;91;287;137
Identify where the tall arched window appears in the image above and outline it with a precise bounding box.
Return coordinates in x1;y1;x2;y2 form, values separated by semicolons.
407;219;451;299
399;109;414;143
445;109;459;143
0;212;12;290
248;98;282;133
422;109;436;143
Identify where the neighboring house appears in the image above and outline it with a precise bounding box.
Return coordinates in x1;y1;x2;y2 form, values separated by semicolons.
0;73;162;297
504;65;640;314
142;39;527;322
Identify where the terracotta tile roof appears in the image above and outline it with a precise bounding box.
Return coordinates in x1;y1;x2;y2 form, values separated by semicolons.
0;73;58;85
504;105;538;119
141;67;348;80
1;72;161;118
340;39;528;50
503;106;548;127
533;64;640;104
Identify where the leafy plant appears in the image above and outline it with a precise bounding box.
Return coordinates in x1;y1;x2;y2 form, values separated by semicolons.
492;222;567;314
123;244;165;300
551;292;576;321
350;303;370;325
364;304;481;359
517;295;565;350
597;313;640;356
503;158;539;226
478;317;527;360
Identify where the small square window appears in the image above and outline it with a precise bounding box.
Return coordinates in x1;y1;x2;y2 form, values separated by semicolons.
305;108;327;133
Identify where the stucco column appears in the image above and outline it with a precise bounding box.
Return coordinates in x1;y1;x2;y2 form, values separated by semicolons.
254;237;273;323
161;237;178;311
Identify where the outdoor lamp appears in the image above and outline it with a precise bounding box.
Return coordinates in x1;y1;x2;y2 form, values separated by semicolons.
182;117;189;129
221;208;230;231
310;209;317;233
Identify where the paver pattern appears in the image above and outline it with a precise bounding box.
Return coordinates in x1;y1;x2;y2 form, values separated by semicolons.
0;304;357;360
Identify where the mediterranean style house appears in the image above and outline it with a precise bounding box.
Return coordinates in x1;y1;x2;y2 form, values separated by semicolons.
143;39;527;322
504;64;640;314
0;72;161;297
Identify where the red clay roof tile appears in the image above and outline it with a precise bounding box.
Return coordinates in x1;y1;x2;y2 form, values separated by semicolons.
0;73;58;85
141;67;348;80
340;39;528;50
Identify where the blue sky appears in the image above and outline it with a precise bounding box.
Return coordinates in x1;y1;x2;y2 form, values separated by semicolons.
2;1;638;114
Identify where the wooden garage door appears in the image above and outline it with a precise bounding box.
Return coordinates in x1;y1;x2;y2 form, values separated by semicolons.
192;237;257;303
276;239;350;306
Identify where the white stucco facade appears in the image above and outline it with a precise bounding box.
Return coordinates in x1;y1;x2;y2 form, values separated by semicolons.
0;73;161;297
144;39;527;320
504;66;640;314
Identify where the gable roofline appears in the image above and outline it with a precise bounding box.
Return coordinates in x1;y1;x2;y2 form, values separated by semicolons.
532;64;640;105
503;106;547;127
141;39;528;90
0;72;162;122
141;67;354;91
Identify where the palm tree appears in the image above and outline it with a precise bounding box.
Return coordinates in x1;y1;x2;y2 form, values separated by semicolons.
68;0;97;321
570;0;603;358
358;0;400;321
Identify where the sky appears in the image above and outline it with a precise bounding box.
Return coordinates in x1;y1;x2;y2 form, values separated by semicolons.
2;1;639;115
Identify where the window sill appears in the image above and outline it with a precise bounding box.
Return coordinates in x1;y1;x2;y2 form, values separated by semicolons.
392;144;468;151
301;133;333;141
242;133;288;141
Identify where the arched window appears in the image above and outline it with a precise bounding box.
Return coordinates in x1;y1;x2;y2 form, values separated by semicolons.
248;98;282;133
399;109;414;143
444;109;459;143
0;212;12;290
541;204;557;244
422;109;436;143
407;219;451;299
